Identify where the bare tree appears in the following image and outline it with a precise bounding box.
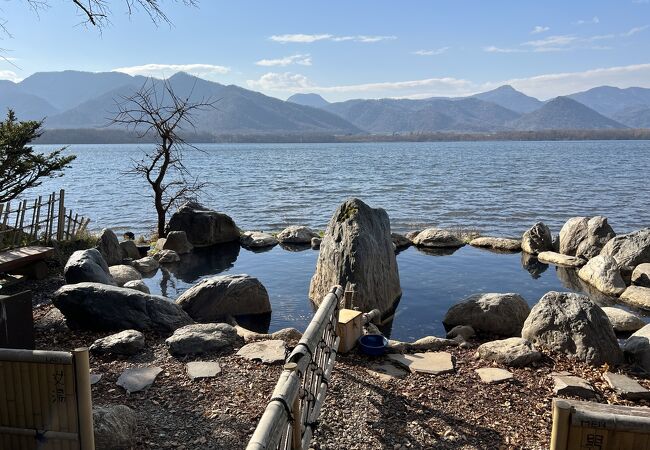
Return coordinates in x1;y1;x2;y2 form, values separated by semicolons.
112;78;214;237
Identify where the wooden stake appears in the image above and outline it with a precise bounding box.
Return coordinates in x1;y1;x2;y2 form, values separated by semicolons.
72;348;94;450
550;399;571;450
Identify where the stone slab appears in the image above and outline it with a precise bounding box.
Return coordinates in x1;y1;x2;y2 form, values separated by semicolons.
552;375;596;399
116;366;163;393
366;362;409;381
186;361;222;380
475;367;513;384
387;352;455;375
236;339;286;364
604;372;650;400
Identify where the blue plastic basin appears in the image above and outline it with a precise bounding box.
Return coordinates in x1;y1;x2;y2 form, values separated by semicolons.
358;334;389;356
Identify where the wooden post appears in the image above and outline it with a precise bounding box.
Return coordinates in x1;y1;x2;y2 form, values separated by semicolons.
57;189;66;241
72;348;95;450
290;378;302;450
550;399;571;450
33;196;42;241
344;290;353;309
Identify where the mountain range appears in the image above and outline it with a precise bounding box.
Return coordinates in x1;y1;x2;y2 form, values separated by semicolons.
2;70;650;137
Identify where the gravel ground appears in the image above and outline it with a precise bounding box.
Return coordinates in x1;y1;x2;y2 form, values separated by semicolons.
13;265;650;450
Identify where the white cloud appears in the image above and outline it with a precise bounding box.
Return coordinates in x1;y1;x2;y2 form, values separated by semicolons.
621;25;649;36
255;54;312;67
245;63;650;102
576;16;600;25
269;34;396;44
483;46;525;53
0;70;20;82
412;47;450;56
112;63;230;79
523;35;578;50
531;26;550;34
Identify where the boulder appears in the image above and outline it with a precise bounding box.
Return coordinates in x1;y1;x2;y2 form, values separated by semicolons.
476;338;542;367
412;228;465;248
154;238;167;251
578;255;626;296
276;225;319;244
53;283;192;332
90;330;145;356
446;325;476;341
64;249;115;285
632;263;650;288
619;286;650;310
123;279;150;294
391;233;411;249
469;237;521;252
388;336;458;353
162;230;193;254
176;274;271;322
443;293;530;337
119;240;141;260
155;249;180;264
521;291;622;365
600;228;650;276
601;307;646;333
577;216;616;259
166;201;239;247
623;324;650;372
93;405;137;450
405;230;421;242
236;339;286;364
96;228;123;266
521;222;553;255
165;323;242;356
240;231;278;248
559;217;589;256
308;198;401;314
311;237;322;249
108;265;142;287
131;256;159;273
537;251;585;268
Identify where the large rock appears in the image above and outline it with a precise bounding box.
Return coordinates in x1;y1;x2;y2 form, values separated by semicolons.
90;330;145;356
578;255;626;296
162;230;193;254
443;293;530;337
166;201;239;247
619;286;650;310
308;198;401;314
131;256;159;273
155;249;180;264
93;405;137;450
412;228;465;248
632;263;650;288
477;338;541;367
176;274;271;322
123;279;150;294
276;226;319;244
623;324;650;372
469;237;521;252
391;233;412;249
108;265;142;287
521;222;553;255
600;228;650;276
521;291;622;365
119;240;141;260
601;307;646;333
53;283;192;332
96;228;123;266
240;231;278;248
64;249;115;285
559;217;589;256
165;323;242;356
578;216;616;259
537;251;585;268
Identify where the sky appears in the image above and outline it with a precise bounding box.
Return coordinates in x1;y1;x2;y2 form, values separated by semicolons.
1;0;649;101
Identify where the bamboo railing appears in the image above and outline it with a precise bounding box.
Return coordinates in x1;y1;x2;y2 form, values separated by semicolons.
247;285;344;450
0;190;90;252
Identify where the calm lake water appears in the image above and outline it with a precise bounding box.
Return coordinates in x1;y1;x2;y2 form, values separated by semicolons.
27;140;650;340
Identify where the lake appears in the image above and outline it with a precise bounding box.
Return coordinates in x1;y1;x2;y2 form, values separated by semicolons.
27;140;650;340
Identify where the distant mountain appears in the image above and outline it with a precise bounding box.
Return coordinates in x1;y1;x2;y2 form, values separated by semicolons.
567;86;650;117
612;105;650;128
472;85;543;114
18;70;146;111
287;93;330;108
46;72;361;134
323;97;521;133
0;81;60;120
509;96;627;131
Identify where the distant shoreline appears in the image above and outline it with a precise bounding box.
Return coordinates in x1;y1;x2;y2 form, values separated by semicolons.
35;127;650;145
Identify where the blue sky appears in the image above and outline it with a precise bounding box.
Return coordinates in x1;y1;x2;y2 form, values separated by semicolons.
1;0;649;101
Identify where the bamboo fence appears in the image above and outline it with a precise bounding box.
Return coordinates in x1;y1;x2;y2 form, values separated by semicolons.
247;285;344;450
0;190;90;252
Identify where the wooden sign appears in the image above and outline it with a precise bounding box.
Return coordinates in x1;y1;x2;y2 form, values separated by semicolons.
551;398;650;449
